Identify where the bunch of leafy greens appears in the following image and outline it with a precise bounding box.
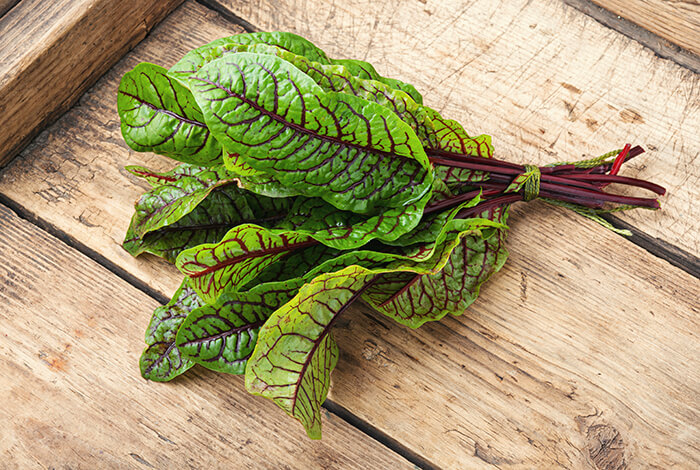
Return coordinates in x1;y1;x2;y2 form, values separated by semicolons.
118;32;664;439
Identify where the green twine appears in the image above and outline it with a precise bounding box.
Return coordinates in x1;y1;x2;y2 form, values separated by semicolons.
522;164;540;201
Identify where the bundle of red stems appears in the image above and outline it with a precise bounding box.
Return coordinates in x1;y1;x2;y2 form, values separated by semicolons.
425;144;666;218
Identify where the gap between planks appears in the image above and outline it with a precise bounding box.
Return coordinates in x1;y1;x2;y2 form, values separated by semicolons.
0;191;439;470
562;0;700;74
1;2;696;466
0;202;416;470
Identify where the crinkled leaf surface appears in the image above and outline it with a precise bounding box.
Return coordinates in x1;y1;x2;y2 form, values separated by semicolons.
126;164;221;187
124;184;291;263
176;278;304;375
274;190;430;249
126;165;236;239
245;266;374;439
188;52;432;215
117;63;222;166
139;280;204;381
330;58;424;105
176;224;316;304
425;107;495;187
363;208;510;328
234;170;302;198
169;32;331;78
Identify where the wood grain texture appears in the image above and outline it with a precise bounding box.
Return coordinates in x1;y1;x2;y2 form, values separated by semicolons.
0;0;183;166
0;0;20;18
0;203;412;469
591;0;700;56
0;1;697;467
209;0;700;262
561;0;700;74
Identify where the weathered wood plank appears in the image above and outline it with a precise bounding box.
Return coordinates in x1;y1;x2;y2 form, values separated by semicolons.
209;0;700;262
560;0;700;74
591;0;700;56
0;203;412;469
0;1;697;467
0;0;20;18
0;0;184;166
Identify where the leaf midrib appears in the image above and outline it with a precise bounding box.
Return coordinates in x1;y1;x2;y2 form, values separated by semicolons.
188;239;318;278
120;90;208;128
192;74;423;169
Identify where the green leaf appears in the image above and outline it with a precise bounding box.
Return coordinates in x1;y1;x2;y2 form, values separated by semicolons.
223;152;263;176
363;209;510;328
385;183;481;247
123;184;291;263
274;190;431;249
245;266;374;439
175;224;316;304
170;32;331;79
139;280;204;381
126;165;236;239
505;166;538;194
330;58;424;105
233;170;303;198
126;164;217;187
188;52;432;215
117;63;222;166
243;244;340;287
176;278;304;375
424;107;494;187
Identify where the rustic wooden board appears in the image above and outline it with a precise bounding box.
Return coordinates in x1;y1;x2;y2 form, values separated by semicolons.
0;203;412;469
0;0;183;166
208;0;700;263
591;0;700;56
0;0;19;18
0;1;698;467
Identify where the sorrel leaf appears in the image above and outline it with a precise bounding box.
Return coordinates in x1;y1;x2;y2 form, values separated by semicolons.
176;279;304;374
123;185;291;263
126;166;236;239
126;164;220;187
170;32;331;79
139;280;204;381
424;107;494;186
364;210;510;328
175;224;316;303
117;63;222;166
329;58;424;105
188;52;432;214
274;191;431;249
245;266;374;439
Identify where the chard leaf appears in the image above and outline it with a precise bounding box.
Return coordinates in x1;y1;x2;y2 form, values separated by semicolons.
188;52;432;215
117;63;222;166
245;267;374;439
363;208;509;328
176;278;304;375
123;184;290;263
243;244;340;286
140;280;204;381
387;188;482;247
175;224;316;303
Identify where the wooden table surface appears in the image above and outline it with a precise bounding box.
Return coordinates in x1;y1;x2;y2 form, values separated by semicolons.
1;1;698;468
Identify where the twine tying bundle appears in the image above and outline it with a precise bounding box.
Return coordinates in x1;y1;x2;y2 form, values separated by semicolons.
521;164;541;202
